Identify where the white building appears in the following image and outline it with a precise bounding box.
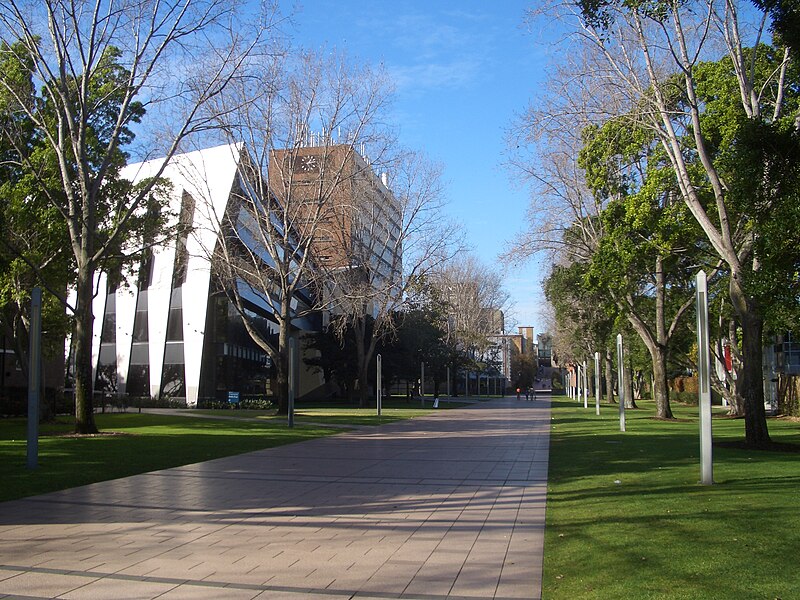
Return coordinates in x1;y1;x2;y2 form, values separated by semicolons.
86;143;321;406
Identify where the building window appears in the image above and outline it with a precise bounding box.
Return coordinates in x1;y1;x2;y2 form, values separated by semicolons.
160;363;186;398
126;364;150;397
172;190;195;287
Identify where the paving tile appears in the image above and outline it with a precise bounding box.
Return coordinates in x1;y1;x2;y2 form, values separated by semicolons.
0;396;550;600
0;571;98;598
158;582;262;598
58;577;179;599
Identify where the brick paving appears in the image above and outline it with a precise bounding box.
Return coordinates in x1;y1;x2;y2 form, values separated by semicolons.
0;396;550;599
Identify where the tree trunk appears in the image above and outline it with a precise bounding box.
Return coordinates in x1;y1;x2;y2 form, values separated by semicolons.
651;255;672;418
730;276;771;446
650;345;673;419
624;359;637;409
725;318;746;416
73;266;98;434
738;311;771;446
604;348;615;403
274;298;292;415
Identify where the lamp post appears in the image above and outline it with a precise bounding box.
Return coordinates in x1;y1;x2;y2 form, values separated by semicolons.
583;360;588;409
420;361;425;406
594;351;601;416
27;287;42;470
376;353;382;416
288;336;295;428
696;271;714;485
616;334;625;432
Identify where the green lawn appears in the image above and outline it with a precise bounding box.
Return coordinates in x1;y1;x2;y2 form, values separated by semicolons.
544;397;800;600
195;397;471;426
296;397;470;425
0;413;339;503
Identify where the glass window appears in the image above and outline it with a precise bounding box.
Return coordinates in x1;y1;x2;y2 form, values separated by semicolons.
130;342;149;365
98;344;116;365
166;306;183;341
95;362;117;393
164;342;185;364
131;310;148;342
160;363;186;397
126;364;150;397
100;312;116;343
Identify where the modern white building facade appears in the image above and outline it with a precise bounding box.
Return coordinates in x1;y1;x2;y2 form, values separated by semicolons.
86;143;320;406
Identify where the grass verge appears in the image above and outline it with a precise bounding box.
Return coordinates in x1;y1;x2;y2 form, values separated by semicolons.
194;397;471;426
544;397;800;599
0;413;339;503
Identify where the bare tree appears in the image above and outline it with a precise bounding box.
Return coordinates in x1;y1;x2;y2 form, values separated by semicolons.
325;148;460;407
430;255;510;388
197;49;394;413
0;0;275;432
505;43;623;402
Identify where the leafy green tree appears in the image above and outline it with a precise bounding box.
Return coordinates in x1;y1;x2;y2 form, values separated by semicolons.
544;258;618;402
579;118;704;419
568;0;798;447
0;3;268;433
511;350;537;390
0;40;73;404
752;0;800;56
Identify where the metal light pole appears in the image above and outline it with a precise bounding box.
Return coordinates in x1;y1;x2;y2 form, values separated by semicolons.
696;271;714;485
376;353;382;416
616;334;626;432
420;361;425;406
594;351;601;416
583;360;588;409
27;287;42;470
288;337;295;428
567;368;572;399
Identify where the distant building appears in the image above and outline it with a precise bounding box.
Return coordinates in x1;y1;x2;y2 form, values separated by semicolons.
269;145;402;319
763;331;800;413
537;333;553;367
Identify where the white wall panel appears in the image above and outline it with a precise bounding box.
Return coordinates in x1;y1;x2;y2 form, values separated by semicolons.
90;272;108;388
147;241;176;398
114;283;137;396
178;144;241;406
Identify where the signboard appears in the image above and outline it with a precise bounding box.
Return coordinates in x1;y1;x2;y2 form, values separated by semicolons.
227;391;240;404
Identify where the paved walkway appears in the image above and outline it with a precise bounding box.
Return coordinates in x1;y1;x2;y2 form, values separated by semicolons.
0;396;550;599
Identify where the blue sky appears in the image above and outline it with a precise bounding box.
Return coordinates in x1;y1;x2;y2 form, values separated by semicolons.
288;1;555;332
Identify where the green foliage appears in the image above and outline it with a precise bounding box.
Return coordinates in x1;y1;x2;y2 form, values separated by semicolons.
752;0;800;56
0;40;72;363
692;46;800;331
576;0;677;30
544;260;616;360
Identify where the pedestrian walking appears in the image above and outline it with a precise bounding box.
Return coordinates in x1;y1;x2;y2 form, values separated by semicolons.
516;387;521;400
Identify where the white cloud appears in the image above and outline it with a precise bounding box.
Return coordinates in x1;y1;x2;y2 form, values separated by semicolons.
389;58;482;93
